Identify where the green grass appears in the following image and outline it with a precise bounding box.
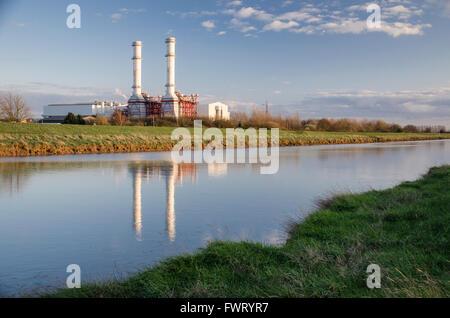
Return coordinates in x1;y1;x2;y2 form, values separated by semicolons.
0;122;448;156
47;166;450;298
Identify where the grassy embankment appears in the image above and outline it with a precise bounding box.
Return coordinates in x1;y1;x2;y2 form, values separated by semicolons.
48;166;449;298
0;122;449;157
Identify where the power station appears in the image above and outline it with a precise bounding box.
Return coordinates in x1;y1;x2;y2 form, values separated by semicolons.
126;37;199;119
42;37;230;122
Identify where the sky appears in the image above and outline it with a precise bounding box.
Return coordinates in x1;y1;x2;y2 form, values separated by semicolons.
0;0;449;126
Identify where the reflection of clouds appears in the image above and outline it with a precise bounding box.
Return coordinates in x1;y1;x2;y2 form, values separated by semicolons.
0;161;125;197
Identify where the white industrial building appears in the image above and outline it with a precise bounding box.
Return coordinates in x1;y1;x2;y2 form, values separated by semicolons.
42;101;127;123
198;102;230;120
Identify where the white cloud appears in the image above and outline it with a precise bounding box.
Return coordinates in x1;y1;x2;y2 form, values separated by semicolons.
111;13;122;22
218;31;227;35
227;7;273;21
229;17;258;33
241;26;257;33
110;8;146;23
221;1;433;37
227;0;242;6
263;20;299;32
403;102;436;113
202;20;216;30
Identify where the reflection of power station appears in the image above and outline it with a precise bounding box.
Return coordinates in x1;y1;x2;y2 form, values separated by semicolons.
129;162;198;242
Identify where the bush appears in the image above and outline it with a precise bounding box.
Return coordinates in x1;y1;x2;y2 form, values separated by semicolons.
95;116;110;126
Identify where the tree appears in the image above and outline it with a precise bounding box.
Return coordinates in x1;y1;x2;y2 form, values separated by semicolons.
63;112;85;125
0;93;32;122
111;109;126;126
76;114;86;125
317;118;332;131
403;125;418;133
63;112;77;124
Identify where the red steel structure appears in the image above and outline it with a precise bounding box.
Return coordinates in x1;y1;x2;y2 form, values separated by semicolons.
127;92;198;118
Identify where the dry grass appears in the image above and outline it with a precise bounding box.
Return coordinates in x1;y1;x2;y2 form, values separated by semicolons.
0;122;448;157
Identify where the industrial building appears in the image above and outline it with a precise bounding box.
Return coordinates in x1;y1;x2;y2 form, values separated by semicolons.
198;102;230;120
42;101;127;123
127;37;199;119
42;37;230;122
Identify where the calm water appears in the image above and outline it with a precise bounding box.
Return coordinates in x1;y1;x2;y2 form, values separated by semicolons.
0;140;449;296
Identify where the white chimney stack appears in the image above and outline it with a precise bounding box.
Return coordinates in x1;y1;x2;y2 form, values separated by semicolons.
132;41;143;99
165;37;176;99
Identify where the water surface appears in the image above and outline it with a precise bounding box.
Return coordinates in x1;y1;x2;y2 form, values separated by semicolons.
0;140;449;296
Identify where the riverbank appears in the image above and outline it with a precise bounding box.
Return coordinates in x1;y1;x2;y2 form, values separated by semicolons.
1;123;448;157
47;165;449;298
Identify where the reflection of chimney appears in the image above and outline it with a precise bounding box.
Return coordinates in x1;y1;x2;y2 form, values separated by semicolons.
133;168;143;241
165;163;178;242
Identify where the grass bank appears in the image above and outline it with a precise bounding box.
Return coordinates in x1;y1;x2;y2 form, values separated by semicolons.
1;122;449;157
48;166;449;298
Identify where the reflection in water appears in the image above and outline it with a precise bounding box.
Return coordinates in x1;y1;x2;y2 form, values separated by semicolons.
128;162;199;242
166;163;177;242
0;140;449;296
0;161;125;196
208;163;228;177
133;168;143;241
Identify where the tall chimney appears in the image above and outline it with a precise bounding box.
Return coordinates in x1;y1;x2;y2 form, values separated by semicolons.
164;37;176;99
132;41;143;99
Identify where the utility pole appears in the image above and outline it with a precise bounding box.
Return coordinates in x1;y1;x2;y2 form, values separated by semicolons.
263;100;269;115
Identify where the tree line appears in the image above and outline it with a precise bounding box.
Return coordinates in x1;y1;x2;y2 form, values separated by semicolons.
0;93;446;133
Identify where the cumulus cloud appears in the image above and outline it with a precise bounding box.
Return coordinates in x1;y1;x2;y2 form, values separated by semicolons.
282;0;294;8
263;20;299;32
202;20;216;30
167;10;217;18
229;17;258;33
110;8;146;23
227;0;242;6
218;0;434;37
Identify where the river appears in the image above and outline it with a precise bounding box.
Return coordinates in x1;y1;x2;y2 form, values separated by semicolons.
0;140;448;296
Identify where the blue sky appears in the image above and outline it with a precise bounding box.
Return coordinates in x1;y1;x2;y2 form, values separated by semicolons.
0;0;449;126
